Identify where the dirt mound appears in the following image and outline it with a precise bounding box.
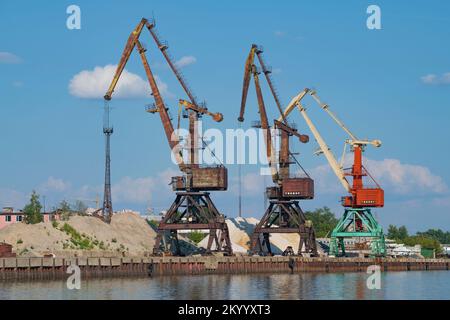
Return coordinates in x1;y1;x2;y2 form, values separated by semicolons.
0;212;156;257
0;221;69;256
198;217;319;255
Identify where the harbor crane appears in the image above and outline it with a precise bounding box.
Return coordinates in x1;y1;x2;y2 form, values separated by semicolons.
238;44;317;256
278;88;386;257
104;18;232;256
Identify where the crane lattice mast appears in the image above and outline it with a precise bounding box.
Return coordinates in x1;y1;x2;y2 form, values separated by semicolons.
102;101;113;223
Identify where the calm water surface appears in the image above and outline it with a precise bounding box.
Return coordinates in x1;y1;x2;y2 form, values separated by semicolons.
1;271;449;300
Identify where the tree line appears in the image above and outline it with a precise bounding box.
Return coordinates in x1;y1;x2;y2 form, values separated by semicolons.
21;190;89;224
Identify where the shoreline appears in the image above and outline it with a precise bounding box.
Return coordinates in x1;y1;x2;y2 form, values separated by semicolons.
0;256;448;281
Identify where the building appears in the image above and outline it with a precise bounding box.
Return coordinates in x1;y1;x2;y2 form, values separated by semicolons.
441;244;450;257
0;207;58;230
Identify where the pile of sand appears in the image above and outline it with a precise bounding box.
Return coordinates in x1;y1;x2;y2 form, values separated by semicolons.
198;217;319;255
0;221;70;255
0;212;156;257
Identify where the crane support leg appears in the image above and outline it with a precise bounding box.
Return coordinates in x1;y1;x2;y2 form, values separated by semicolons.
329;208;386;257
153;192;233;256
250;197;318;256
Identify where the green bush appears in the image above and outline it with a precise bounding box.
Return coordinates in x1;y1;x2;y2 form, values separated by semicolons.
188;231;207;244
147;219;159;229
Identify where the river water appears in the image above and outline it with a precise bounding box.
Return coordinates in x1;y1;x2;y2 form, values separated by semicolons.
0;271;449;300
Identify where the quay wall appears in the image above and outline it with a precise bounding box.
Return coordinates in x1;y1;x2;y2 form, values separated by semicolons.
0;256;448;281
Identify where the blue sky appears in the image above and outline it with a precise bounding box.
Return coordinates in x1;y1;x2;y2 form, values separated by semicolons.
1;0;449;231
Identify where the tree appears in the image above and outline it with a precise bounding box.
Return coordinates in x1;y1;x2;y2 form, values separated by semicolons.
417;229;450;244
23;190;43;224
58;200;72;221
387;225;399;239
403;235;442;254
72;200;87;215
398;226;409;240
387;225;408;241
304;207;339;238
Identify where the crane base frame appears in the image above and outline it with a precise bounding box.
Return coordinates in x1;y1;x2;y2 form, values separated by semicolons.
152;191;233;256
329;208;386;257
250;199;318;256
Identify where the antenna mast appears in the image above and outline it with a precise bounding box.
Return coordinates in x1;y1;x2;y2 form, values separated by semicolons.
102;101;113;223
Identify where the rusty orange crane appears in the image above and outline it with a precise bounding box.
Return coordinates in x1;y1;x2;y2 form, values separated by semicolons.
104;18;232;256
238;44;317;256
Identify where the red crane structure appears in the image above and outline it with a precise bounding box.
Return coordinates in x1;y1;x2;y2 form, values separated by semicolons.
238;45;317;256
279;88;385;257
104;18;232;256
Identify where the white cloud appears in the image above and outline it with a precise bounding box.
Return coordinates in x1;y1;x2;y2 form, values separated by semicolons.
12;81;23;87
421;72;450;85
228;172;270;197
431;196;450;208
365;158;448;195
274;31;286;37
39;176;71;193
272;68;282;75
306;156;448;196
111;169;177;204
0;52;21;64
68;64;170;99
0;188;27;209
174;56;197;68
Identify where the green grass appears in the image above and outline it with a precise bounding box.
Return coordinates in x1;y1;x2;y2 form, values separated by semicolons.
61;223;94;250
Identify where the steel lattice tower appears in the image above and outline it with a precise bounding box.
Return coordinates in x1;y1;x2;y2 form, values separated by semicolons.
102;101;113;223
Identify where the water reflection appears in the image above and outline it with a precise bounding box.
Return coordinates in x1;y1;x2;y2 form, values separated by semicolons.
0;271;448;300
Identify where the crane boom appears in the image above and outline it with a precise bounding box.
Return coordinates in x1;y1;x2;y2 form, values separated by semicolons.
238;45;276;180
103;20;184;169
238;45;257;122
145;20;198;106
178;99;223;122
104;18;147;100
279;89;351;192
255;49;287;124
136;41;184;168
309;90;382;148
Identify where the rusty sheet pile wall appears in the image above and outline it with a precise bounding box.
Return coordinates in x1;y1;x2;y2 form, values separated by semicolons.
0;256;448;281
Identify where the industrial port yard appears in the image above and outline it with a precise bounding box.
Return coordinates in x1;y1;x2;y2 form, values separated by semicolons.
1;1;450;306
